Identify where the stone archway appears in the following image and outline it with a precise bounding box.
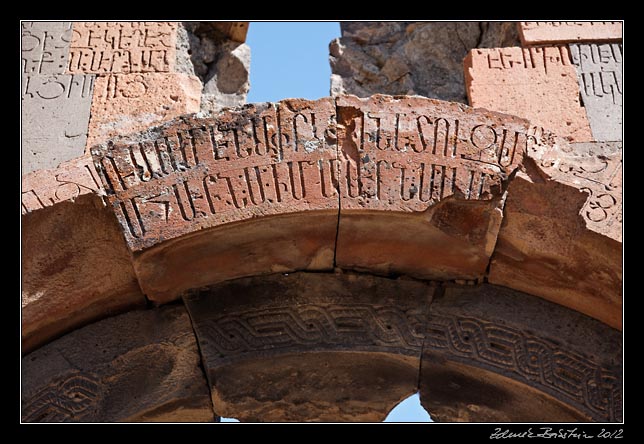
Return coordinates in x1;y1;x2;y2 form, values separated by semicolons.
21;95;622;422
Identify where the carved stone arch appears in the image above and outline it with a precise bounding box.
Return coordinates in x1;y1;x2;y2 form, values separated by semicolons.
22;273;621;422
22;94;622;421
179;273;621;422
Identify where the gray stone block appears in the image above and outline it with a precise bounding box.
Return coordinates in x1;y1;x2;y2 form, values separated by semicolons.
22;74;95;173
570;43;622;142
21;22;73;75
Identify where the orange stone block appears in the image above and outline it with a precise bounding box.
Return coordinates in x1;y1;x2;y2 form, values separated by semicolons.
22;193;145;353
335;95;529;281
91;98;339;303
22;156;145;353
87;73;202;147
22;155;102;215
518;22;622;46
464;46;593;143
489;135;622;330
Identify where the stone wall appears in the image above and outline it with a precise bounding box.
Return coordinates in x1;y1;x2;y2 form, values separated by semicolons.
21;21;250;174
329;22;520;102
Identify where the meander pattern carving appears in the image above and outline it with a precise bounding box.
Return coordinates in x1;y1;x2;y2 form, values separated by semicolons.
424;314;622;421
22;371;101;422
195;303;426;363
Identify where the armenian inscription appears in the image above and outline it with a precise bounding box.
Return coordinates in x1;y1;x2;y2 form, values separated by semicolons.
22;74;95;173
22;22;72;75
336;95;530;212
22;155;103;215
91;98;339;251
87;73;202;146
537;141;622;241
68;22;177;74
570;43;622;142
92;96;565;252
464;47;593;143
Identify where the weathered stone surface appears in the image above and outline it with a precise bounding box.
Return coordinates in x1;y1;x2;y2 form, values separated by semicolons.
464;46;593;143
335;95;528;281
176;22;250;113
518;22;623;46
22;155;102;215
210;22;249;43
330;22;519;103
92;98;338;302
539;140;622;242
68;22;177;74
22;22;72;75
87;73;202;147
22;193;144;353
183;272;433;422
22;306;214;422
420;284;622;422
22;74;95;173
488;138;622;329
199;42;250;113
570;43;622;142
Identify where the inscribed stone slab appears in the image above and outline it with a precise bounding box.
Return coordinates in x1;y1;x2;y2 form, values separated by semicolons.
22;74;95;173
570;43;622;142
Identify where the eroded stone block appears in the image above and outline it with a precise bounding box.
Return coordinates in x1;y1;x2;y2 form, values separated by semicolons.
87;73;202;146
22;21;72;75
22;192;144;353
22;306;214;422
518;22;622;46
22;155;102;215
183;272;433;422
539;141;622;241
464;46;592;142
335;95;529;281
488;137;622;329
91;98;339;302
570;43;622;142
420;285;622;422
68;22;177;74
22;74;95;173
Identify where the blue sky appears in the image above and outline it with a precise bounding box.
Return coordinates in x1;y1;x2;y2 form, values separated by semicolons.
246;21;341;103
221;22;431;423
